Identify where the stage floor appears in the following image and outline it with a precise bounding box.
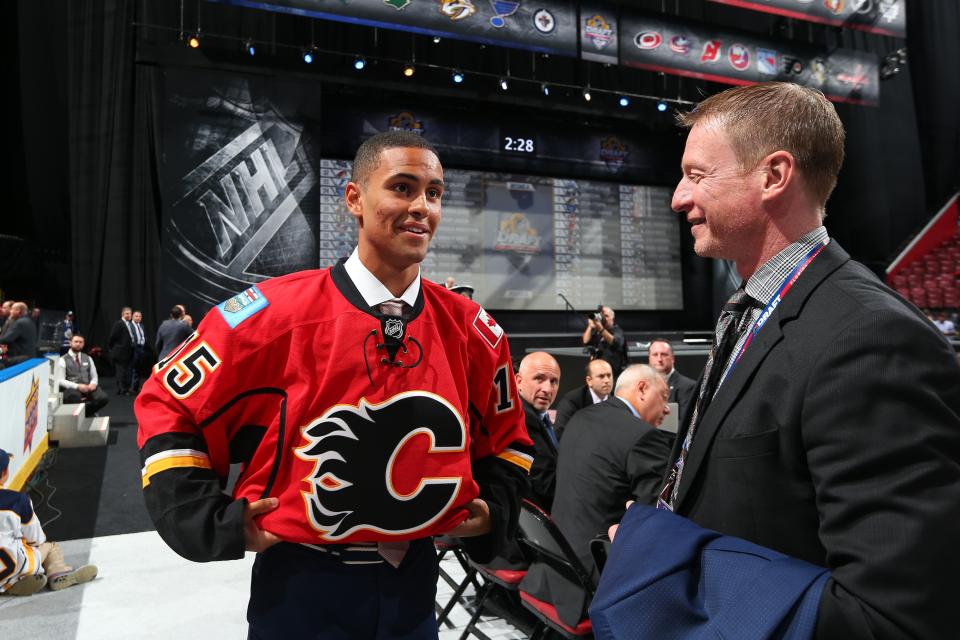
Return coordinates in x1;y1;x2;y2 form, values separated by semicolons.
0;530;526;639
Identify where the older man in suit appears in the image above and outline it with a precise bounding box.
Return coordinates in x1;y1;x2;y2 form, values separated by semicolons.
107;307;135;395
515;351;561;512
617;82;960;639
521;364;673;628
553;358;613;438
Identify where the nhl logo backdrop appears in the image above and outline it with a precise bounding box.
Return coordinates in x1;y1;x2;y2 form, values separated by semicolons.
158;68;321;318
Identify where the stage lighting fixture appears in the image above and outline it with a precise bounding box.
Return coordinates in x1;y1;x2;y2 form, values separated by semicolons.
354;57;366;70
433;36;442;44
403;63;415;77
452;70;464;84
303;49;314;64
541;83;550;96
657;101;668;112
499;77;509;91
583;88;592;102
245;39;256;56
619;96;630;107
188;34;201;49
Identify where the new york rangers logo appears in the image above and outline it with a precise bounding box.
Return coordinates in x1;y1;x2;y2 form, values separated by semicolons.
297;392;466;540
757;48;778;75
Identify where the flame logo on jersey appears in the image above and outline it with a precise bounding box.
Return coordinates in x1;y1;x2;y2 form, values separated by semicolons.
296;392;466;540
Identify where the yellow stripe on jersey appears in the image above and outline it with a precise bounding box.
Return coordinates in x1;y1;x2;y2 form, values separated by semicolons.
141;449;212;488
23;542;37;575
496;448;533;473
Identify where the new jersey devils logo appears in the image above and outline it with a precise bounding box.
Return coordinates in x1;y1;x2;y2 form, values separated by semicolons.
296;391;466;540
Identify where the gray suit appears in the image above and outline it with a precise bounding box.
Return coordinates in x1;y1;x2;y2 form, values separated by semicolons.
155;319;193;360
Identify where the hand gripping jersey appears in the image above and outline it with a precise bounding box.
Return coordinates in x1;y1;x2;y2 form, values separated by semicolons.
0;489;46;592
135;262;533;562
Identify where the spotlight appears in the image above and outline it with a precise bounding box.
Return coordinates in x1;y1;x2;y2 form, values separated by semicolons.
433;36;442;44
541;83;550;96
354;56;366;70
245;39;255;56
403;63;415;77
657;101;668;112
583;89;592;102
499;77;509;91
188;33;201;49
452;70;464;84
302;49;314;64
619;96;630;107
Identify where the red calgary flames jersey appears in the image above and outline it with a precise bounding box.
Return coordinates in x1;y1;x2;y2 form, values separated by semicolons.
136;262;531;558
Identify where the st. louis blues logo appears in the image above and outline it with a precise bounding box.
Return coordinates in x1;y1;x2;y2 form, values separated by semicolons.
488;0;519;28
296;392;466;540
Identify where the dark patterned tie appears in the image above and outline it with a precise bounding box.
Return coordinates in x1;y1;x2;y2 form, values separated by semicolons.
666;284;755;506
542;413;558;448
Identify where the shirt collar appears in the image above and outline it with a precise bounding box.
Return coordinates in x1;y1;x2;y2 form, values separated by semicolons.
744;226;829;305
344;247;421;309
589;387;606;404
613;393;641;419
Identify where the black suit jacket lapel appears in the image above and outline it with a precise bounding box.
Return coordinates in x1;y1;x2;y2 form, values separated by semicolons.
675;240;850;509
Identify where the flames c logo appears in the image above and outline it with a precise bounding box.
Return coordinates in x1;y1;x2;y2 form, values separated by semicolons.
296;392;466;540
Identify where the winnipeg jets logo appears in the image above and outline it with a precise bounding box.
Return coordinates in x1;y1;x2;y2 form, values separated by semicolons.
296;392;466;540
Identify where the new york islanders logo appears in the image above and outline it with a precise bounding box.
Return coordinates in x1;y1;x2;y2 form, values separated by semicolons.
296;392;466;540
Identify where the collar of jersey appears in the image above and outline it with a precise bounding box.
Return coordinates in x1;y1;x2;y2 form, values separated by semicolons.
344;247;420;308
332;258;425;320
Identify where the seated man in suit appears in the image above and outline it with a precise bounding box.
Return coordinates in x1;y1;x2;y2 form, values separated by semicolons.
553;358;613;439
515;351;561;512
0;302;38;363
521;364;674;628
647;338;697;430
54;334;109;416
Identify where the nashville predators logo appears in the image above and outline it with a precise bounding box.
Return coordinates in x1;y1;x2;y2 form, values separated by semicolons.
439;0;476;20
296;392;466;540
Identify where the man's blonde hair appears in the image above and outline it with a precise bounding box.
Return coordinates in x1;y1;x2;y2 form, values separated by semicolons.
677;82;845;207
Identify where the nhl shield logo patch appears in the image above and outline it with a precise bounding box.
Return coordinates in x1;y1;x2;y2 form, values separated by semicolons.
384;318;404;340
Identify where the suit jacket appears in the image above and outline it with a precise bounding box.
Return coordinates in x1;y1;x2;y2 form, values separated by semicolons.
667;369;698;431
521;396;675;627
155;318;193;360
553;384;595;439
0;316;38;358
671;240;960;639
523;398;558;512
108;319;134;361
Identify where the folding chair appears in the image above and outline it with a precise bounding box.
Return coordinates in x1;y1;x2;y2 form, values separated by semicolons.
516;500;595;639
458;559;528;640
434;536;482;629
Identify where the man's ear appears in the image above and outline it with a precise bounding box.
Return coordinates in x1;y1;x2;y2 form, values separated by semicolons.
344;181;364;225
761;150;795;202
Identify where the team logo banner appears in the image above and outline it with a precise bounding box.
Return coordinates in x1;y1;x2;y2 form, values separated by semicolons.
159;68;321;315
580;5;618;64
619;12;879;106
707;0;905;38
209;0;577;57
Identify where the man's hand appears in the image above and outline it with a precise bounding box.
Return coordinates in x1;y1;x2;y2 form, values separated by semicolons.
244;497;282;552
444;499;491;538
88;382;97;391
78;384;90;393
608;500;635;542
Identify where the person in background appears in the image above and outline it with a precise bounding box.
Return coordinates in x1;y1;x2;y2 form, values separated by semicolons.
0;448;98;596
154;305;193;361
553;358;613;438
55;334;109;416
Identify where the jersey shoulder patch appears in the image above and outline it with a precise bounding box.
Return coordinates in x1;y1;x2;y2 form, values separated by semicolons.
217;285;269;328
472;307;504;350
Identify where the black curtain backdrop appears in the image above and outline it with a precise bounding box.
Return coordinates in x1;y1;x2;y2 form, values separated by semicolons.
8;0;960;344
65;0;163;349
907;0;960;213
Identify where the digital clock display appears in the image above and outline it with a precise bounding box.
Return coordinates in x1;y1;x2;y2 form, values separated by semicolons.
502;136;536;154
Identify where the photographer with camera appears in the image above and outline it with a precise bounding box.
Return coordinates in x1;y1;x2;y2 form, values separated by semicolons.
582;305;628;377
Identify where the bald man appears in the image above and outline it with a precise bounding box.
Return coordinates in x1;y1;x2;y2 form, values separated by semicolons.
553;358;614;439
515;351;561;511
522;365;674;628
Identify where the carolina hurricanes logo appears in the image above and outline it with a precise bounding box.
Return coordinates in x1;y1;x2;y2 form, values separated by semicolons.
296;392;466;540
